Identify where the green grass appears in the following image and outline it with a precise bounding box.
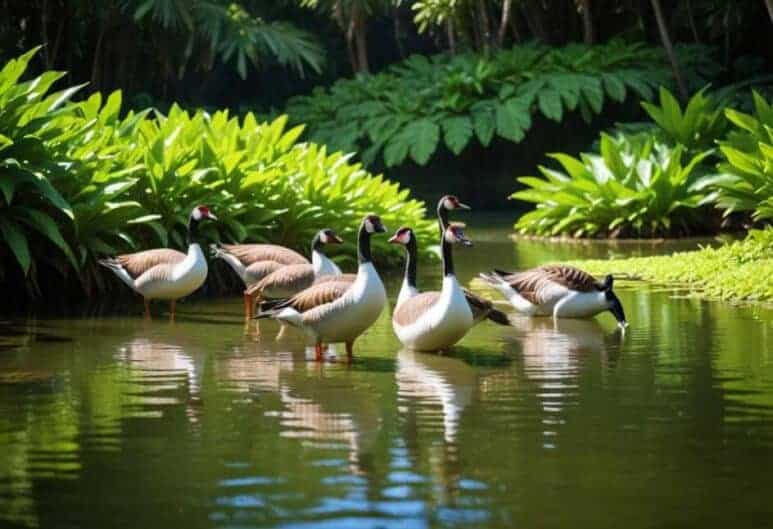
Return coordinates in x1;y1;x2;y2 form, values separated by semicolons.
571;228;773;302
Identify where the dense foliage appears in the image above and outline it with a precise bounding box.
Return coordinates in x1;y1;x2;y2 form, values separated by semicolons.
513;87;773;238
712;92;773;222
0;49;435;298
286;41;715;168
512;132;714;238
574;227;773;302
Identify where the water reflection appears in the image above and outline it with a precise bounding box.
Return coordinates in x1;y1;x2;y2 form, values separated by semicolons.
2;221;773;529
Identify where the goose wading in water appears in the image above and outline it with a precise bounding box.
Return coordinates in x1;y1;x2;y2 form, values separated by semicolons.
241;228;353;321
391;222;476;352
479;265;628;328
390;226;510;327
210;232;309;316
254;215;388;362
99;205;217;319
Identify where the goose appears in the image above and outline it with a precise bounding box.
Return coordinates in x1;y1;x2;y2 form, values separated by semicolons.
255;215;388;361
211;234;309;315
389;226;509;326
479;266;627;327
391;222;475;352
241;229;350;319
99;205;217;318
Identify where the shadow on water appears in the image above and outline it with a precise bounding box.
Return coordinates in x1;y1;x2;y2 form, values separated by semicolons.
0;212;772;529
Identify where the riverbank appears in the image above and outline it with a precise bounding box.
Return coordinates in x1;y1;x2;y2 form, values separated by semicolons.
570;228;773;303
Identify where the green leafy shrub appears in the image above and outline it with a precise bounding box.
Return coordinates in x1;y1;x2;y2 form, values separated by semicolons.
512;133;714;238
710;91;773;222
0;49;435;298
286;41;716;168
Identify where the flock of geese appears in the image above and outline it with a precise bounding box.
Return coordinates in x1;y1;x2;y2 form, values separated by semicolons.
99;195;627;361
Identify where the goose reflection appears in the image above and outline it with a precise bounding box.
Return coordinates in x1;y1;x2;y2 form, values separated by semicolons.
396;349;477;445
217;343;380;476
501;316;623;448
116;337;202;419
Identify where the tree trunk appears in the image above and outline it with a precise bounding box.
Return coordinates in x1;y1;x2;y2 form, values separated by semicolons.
447;19;457;54
650;0;687;100
685;0;701;43
497;0;513;47
392;5;405;59
765;0;773;24
40;0;50;67
580;0;595;44
345;12;359;73
509;11;523;42
91;17;106;89
352;6;369;73
521;0;549;42
477;0;492;50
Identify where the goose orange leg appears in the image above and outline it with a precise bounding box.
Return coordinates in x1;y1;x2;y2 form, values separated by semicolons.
315;343;324;362
169;299;176;322
345;340;355;363
143;298;151;319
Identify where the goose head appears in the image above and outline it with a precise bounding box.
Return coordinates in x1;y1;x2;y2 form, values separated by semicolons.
388;226;415;246
362;214;387;234
444;222;472;247
601;275;627;328
190;205;218;222
438;195;471;212
314;228;344;248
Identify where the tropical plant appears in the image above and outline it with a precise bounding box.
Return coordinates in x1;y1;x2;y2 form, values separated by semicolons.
710;91;773;222
0;48;434;299
640;86;728;153
285;41;717;168
512;132;715;238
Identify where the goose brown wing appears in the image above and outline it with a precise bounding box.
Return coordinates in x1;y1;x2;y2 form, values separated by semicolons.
134;263;177;289
313;273;357;285
282;280;353;313
116;249;186;279
539;265;600;291
253;263;315;293
220;244;308;266
393;291;441;326
505;265;599;305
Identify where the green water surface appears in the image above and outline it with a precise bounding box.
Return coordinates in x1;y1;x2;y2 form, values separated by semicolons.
1;217;772;529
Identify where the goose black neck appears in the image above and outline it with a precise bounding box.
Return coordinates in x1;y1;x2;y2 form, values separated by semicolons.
437;202;449;232
187;216;200;245
357;223;372;264
311;233;323;253
441;230;455;277
403;237;418;287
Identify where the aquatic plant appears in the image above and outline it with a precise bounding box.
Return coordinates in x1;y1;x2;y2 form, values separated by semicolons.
0;48;435;298
285;41;716;168
512;132;715;238
573;228;773;302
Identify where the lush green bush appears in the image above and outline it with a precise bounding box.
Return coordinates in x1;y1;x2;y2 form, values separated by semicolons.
710;92;773;222
0;49;435;298
285;41;717;168
572;228;773;302
512;132;714;238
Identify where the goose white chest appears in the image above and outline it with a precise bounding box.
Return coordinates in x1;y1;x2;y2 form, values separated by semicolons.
311;262;386;342
395;276;473;351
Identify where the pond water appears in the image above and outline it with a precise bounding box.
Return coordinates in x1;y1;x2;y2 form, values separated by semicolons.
1;215;772;529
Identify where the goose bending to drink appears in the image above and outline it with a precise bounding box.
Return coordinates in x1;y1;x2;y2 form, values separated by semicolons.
392;222;475;352
255;215;388;362
479;266;628;327
389;226;509;326
99;205;217;318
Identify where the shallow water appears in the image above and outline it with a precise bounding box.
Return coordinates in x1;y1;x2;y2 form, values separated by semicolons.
1;216;772;529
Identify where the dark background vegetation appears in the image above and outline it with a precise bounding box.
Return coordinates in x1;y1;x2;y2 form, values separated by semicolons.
4;1;773;208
